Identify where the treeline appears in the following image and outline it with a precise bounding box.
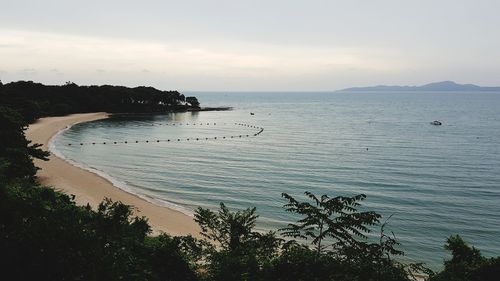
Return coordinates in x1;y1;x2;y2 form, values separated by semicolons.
1;91;499;280
0;80;200;123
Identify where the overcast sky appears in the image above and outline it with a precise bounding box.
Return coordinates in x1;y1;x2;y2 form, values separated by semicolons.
1;0;499;91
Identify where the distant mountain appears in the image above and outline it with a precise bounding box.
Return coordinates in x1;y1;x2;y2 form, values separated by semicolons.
340;81;500;92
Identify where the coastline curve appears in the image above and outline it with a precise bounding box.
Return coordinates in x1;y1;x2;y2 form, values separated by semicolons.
26;113;201;236
47;122;195;216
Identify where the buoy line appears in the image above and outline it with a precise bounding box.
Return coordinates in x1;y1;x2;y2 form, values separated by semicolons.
66;122;264;146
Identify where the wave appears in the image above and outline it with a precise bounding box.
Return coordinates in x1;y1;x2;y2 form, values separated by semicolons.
47;124;195;217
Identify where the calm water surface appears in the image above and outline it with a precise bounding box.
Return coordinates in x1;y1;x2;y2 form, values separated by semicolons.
54;91;500;268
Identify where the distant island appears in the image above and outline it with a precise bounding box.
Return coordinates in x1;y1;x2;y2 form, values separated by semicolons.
339;81;500;92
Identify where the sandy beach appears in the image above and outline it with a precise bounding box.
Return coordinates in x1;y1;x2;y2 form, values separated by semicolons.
26;112;200;236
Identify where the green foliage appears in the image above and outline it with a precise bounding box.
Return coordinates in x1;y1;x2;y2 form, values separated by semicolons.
334;217;413;281
277;193;419;281
192;195;424;281
194;203;281;281
0;106;49;181
281;192;380;255
262;243;343;281
0;182;196;281
429;235;500;281
0;81;197;123
186;96;200;108
195;203;260;251
144;235;199;281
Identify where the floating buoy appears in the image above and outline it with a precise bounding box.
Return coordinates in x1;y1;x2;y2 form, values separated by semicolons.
64;122;263;147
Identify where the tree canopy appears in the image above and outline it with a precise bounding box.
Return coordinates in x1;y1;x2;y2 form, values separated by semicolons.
0;81;195;123
0;106;49;182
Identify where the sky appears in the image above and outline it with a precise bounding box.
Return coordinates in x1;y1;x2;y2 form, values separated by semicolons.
1;0;499;91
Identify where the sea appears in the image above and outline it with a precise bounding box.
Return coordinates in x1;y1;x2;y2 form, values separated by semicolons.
52;91;500;268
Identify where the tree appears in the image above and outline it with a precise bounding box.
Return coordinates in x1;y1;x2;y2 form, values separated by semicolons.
195;203;272;252
186;96;200;108
429;235;500;281
143;234;199;281
1;81;199;121
194;203;281;281
340;216;430;281
280;192;380;256
0;106;49;181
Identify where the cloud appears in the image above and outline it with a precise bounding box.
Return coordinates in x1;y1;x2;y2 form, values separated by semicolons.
0;28;440;90
0;29;404;70
50;68;63;75
21;68;37;75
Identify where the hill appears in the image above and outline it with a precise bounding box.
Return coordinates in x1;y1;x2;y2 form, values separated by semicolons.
340;81;500;92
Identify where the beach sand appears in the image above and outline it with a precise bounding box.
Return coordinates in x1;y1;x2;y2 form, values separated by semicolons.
26;112;200;236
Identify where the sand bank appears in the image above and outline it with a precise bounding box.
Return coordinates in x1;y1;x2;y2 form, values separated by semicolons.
26;113;200;236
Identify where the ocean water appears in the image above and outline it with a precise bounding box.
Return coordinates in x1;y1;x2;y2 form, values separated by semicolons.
53;91;500;268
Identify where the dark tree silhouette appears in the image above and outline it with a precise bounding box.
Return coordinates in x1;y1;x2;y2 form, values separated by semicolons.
280;192;380;256
186;96;200;108
0;106;49;181
0;81;198;123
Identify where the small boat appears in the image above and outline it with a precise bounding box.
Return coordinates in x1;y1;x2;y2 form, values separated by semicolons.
430;120;442;126
250;112;255;115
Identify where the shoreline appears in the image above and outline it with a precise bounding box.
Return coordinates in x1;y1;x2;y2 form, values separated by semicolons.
26;112;200;236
